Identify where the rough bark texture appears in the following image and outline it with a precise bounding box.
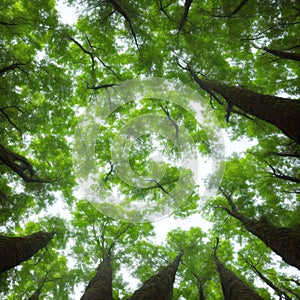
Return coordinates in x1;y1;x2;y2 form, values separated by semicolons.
129;252;183;300
80;256;113;300
224;208;300;270
264;48;300;62
190;73;300;144
215;256;264;300
0;231;55;273
204;81;300;144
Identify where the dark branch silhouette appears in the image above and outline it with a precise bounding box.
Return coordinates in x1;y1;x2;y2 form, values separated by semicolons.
0;144;47;183
264;47;300;62
178;0;193;32
0;62;27;76
108;0;140;52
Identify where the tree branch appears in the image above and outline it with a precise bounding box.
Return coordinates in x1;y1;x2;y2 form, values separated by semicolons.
267;151;300;158
206;0;250;18
159;103;179;142
264;47;300;62
0;62;27;76
265;161;300;184
0;21;19;26
219;187;236;210
0;144;47;183
241;255;293;300
184;66;224;106
107;0;140;52
0;108;20;131
178;0;193;32
107;223;134;256
86;83;116;90
69;37;95;70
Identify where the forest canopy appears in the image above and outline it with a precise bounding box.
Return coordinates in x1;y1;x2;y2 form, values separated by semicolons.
0;0;299;299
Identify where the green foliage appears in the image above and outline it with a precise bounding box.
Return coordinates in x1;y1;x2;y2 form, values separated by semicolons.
0;0;299;299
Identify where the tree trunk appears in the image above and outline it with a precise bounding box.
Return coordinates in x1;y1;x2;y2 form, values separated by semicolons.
244;257;292;300
0;231;55;273
129;251;183;300
223;207;300;270
80;256;113;300
191;272;206;300
264;48;300;62
214;255;264;300
199;283;205;300
190;72;300;144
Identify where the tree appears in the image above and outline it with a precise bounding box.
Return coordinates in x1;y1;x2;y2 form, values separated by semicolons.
28;272;50;300
264;48;300;62
71;200;154;298
242;256;293;300
218;187;300;270
0;231;55;273
80;256;113;300
129;251;183;300
1;0;300;298
164;227;226;299
187;69;300;144
214;253;264;300
0;144;45;183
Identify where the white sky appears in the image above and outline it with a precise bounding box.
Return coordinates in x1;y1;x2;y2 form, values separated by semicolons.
57;1;78;25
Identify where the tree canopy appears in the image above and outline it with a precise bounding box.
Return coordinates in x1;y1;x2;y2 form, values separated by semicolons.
0;0;299;299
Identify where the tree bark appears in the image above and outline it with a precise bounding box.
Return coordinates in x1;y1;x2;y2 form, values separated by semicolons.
0;231;55;273
222;207;300;270
129;251;183;300
264;48;300;62
214;255;264;300
0;144;45;183
189;71;300;144
80;256;113;300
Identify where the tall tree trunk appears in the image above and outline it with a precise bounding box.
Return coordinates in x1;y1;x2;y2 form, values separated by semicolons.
189;70;300;144
80;256;113;300
243;257;293;300
221;206;300;269
129;251;183;300
264;48;300;62
214;255;264;300
0;231;55;273
191;271;206;300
